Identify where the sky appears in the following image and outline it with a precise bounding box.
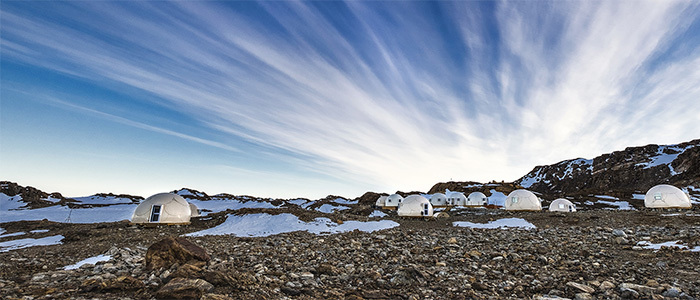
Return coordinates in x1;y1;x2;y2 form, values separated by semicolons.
1;1;700;199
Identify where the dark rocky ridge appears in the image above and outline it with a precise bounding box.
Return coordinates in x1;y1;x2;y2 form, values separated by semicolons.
511;139;700;199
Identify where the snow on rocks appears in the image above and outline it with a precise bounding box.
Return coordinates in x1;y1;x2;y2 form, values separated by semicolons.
453;218;536;229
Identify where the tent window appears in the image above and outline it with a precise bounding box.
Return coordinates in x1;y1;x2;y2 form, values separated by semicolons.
654;193;662;200
559;204;565;209
150;205;161;222
511;197;518;203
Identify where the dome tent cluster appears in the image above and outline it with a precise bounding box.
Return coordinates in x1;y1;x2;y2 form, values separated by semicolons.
375;184;692;217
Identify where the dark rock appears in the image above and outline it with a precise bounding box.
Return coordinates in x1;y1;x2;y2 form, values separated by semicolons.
155;278;213;299
145;237;210;270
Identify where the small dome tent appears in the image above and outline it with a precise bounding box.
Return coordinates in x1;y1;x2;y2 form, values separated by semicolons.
398;195;434;217
466;192;488;207
644;184;692;209
430;193;448;207
131;193;192;225
549;198;576;212
189;202;201;217
504;189;542;211
375;195;388;207
385;194;403;209
447;192;467;206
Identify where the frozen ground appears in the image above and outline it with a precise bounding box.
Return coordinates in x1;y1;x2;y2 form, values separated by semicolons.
185;213;399;237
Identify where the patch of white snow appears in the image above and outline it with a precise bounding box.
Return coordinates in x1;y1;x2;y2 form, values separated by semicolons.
0;235;64;252
63;254;112;270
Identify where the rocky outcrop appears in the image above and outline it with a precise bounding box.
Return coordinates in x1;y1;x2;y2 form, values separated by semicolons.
145;237;210;271
515;139;700;197
0;181;69;209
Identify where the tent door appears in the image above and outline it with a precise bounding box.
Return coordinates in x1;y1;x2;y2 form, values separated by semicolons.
150;205;161;222
423;203;429;216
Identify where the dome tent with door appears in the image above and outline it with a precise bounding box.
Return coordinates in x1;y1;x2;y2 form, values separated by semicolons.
384;194;403;209
429;193;448;207
397;195;434;217
466;192;488;207
504;189;542;211
549;198;576;212
131;193;192;225
375;195;388;208
446;191;467;206
644;184;692;209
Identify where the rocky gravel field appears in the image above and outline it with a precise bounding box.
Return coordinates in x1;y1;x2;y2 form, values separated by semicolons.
2;209;700;300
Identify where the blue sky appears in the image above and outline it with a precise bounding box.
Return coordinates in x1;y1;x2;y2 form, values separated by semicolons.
2;1;699;199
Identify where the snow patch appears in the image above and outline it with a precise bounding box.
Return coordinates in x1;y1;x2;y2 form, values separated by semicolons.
0;235;64;252
332;198;358;205
632;194;645;200
186;213;399;237
0;193;26;210
369;210;387;218
453;218;536;230
315;204;350;213
30;229;50;234
598;200;635;210
636;240;700;252
63;254;112;270
0;231;26;239
1;204;136;223
595;195;619;200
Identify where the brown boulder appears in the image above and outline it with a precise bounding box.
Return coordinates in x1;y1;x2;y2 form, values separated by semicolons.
81;275;144;292
155;278;213;299
146;237;210;271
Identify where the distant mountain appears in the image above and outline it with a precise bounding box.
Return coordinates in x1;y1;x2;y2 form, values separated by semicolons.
515;139;700;197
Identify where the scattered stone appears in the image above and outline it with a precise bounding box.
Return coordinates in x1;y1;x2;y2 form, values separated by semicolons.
567;282;595;293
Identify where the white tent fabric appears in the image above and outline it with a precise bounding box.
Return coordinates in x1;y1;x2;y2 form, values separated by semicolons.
375;195;388;207
385;194;403;208
189;202;201;217
466;192;488;207
446;192;467;206
429;193;448;207
549;198;576;212
504;189;542;211
644;184;692;208
131;193;192;224
398;195;433;217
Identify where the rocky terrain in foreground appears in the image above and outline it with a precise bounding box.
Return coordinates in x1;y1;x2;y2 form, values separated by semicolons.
2;208;700;300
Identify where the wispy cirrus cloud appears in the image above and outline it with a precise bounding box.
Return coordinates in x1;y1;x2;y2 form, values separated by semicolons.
1;1;699;196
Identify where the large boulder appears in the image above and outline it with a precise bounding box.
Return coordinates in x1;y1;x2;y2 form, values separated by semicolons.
146;237;210;271
155;278;214;299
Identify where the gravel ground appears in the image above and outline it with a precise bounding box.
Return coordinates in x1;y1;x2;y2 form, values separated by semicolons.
1;208;699;300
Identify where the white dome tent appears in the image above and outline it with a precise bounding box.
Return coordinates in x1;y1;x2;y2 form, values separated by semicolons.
446;191;467;206
398;195;434;217
504;189;542;211
644;184;692;209
131;193;192;225
466;192;488;207
385;194;404;209
189;202;201;217
375;195;388;208
549;198;576;212
429;193;448;207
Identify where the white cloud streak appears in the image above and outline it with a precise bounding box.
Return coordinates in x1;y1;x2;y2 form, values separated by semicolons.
2;1;699;195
